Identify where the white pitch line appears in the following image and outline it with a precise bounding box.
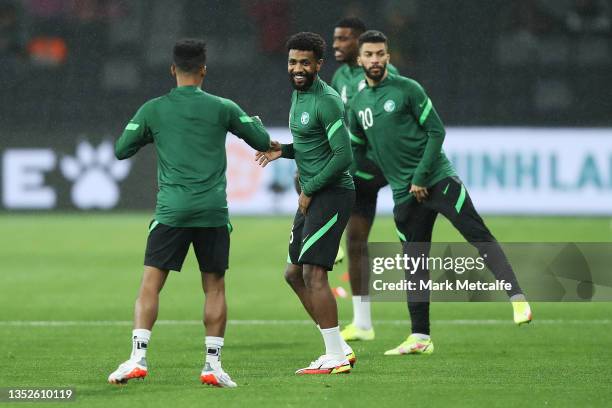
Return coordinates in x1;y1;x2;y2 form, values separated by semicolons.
0;319;610;327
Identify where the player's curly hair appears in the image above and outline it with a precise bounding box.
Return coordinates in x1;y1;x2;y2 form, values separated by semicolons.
335;17;367;36
286;32;326;60
173;39;206;73
358;30;389;48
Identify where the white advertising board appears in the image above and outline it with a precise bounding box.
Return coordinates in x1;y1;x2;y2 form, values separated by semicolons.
226;127;612;215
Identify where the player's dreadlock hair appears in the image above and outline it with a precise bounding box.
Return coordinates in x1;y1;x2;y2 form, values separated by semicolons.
173;39;206;73
358;30;389;48
286;32;326;60
335;17;367;36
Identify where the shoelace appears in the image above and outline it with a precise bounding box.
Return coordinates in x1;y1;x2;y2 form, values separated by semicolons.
308;355;330;368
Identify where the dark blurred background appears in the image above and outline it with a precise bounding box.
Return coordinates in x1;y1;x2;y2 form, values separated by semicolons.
1;0;611;136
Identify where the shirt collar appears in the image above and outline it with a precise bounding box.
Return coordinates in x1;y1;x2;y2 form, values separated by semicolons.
171;85;204;94
366;71;393;89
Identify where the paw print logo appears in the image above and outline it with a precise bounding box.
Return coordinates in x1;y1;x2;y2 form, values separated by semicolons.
60;140;131;209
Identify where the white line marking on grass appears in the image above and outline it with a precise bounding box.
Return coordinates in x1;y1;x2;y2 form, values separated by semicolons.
0;319;610;327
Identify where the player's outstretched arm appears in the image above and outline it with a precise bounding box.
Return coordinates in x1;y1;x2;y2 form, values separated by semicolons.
115;103;154;160
408;81;446;187
255;141;296;167
225;99;271;152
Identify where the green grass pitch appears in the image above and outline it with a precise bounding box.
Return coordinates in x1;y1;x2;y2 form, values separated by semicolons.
1;214;611;407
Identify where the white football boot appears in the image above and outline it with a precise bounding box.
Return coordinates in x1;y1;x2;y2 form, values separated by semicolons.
295;354;351;375
108;358;148;384
200;363;237;388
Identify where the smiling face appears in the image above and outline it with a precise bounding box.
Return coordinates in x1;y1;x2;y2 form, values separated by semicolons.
358;42;390;82
333;27;359;63
288;49;322;91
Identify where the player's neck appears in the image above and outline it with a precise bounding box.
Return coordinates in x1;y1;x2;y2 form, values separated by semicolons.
176;75;204;88
298;75;319;92
365;69;388;88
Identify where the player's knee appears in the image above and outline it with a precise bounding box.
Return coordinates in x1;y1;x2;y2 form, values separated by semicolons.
302;266;328;290
346;219;370;252
138;282;160;299
463;226;496;244
202;273;225;294
284;265;303;287
203;284;225;297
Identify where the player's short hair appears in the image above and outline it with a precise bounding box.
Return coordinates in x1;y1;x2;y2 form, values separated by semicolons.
173;39;206;74
358;30;389;48
286;32;326;60
335;17;367;36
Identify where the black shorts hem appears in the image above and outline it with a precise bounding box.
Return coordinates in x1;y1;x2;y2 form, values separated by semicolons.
297;259;334;271
144;262;182;272
199;268;227;276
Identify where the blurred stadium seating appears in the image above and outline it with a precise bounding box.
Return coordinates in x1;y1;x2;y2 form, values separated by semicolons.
1;0;610;213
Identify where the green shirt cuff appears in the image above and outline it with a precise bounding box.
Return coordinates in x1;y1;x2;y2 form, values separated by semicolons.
412;172;427;187
281;144;295;159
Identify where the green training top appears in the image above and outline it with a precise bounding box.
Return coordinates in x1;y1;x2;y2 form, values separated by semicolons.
115;85;271;227
280;76;354;196
348;72;456;204
331;63;398;168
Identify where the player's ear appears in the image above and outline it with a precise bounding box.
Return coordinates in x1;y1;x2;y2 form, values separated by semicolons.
201;64;207;78
170;64;176;78
316;58;324;71
357;55;362;66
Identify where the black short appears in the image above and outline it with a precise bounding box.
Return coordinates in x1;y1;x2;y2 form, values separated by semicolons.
393;176;491;244
352;157;388;222
144;220;231;275
288;187;355;271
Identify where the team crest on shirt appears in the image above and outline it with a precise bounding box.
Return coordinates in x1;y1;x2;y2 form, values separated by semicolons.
384;99;396;112
358;80;366;91
300;112;310;125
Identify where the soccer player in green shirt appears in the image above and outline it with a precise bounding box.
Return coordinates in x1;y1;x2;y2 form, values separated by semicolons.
349;31;532;356
107;39;271;387
331;17;399;343
256;32;356;374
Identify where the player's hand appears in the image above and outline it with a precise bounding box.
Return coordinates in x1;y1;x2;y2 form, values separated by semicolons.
255;141;282;167
409;184;429;203
268;140;281;151
298;192;311;215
